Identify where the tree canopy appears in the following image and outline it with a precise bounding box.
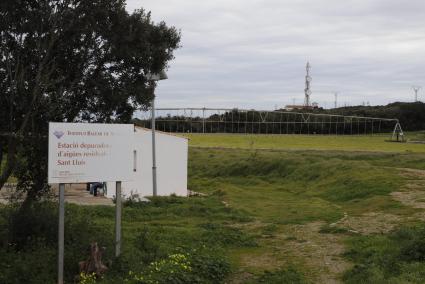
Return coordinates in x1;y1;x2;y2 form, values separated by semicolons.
318;102;425;131
0;0;180;196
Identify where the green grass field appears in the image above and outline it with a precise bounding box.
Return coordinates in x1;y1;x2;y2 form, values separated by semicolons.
186;133;425;153
185;133;425;282
2;133;425;283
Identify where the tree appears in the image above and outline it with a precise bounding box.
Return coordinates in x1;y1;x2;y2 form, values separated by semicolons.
0;0;180;198
321;102;425;131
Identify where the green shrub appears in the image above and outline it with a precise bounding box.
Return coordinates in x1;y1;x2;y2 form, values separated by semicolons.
395;225;425;262
190;249;231;283
125;253;193;284
0;195;253;283
0;243;57;284
124;250;230;284
79;272;97;284
0;202;113;283
343;223;425;283
134;226;166;264
6;202;59;249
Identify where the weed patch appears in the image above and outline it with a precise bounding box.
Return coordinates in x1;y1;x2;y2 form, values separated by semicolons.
319;224;351;235
343;223;425;283
250;267;308;284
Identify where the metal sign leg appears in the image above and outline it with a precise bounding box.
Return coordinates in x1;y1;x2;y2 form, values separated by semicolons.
115;181;122;257
58;183;65;284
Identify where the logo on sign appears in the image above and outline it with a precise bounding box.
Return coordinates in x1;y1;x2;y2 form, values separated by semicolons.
53;130;65;139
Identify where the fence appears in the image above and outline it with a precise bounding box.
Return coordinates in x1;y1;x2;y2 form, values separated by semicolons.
137;108;399;135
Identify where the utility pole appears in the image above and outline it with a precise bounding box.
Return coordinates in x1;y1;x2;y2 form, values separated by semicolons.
412;86;422;102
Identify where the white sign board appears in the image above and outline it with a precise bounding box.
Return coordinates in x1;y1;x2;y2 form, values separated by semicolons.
48;122;134;183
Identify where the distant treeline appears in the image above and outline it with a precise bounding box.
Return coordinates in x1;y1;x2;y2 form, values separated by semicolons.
134;110;393;135
133;102;424;134
315;102;425;131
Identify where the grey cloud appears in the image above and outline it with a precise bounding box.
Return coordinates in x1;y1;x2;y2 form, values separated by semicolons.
127;0;425;109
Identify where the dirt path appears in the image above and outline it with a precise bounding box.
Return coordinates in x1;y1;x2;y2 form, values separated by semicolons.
283;222;351;284
391;168;425;210
230;221;350;284
332;212;402;235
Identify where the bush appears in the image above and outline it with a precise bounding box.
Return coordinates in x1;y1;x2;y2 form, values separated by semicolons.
395;225;425;262
0;202;113;283
6;202;59;249
190;249;231;283
79;272;97;284
125;249;230;284
343;223;425;283
134;226;166;264
0;195;252;283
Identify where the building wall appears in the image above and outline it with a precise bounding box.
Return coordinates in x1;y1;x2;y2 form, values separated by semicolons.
106;128;188;199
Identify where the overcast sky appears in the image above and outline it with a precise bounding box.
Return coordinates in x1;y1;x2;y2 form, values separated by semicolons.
126;0;425;110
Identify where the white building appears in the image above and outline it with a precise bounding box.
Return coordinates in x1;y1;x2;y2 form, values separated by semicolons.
105;126;188;199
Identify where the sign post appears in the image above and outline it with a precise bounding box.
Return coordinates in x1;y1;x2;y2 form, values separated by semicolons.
58;183;65;284
48;122;133;284
115;181;122;257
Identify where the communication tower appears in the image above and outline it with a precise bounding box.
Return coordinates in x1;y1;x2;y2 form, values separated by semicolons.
334;92;338;109
412;86;422;102
304;62;312;108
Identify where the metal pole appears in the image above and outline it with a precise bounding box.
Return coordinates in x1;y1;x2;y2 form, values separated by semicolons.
278;113;281;134
190;110;193;133
115;181;122;257
231;111;234;133
358;118;360;135
335;116;338;135
245;111;248;134
329;116;332;134
202;108;205;133
307;115;310;135
58;183;65;284
151;99;157;196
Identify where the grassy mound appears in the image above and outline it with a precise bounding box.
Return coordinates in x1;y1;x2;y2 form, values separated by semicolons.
189;148;409;224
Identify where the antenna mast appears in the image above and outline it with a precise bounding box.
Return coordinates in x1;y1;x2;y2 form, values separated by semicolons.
304;62;312;108
334;92;338;109
412;86;422;102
